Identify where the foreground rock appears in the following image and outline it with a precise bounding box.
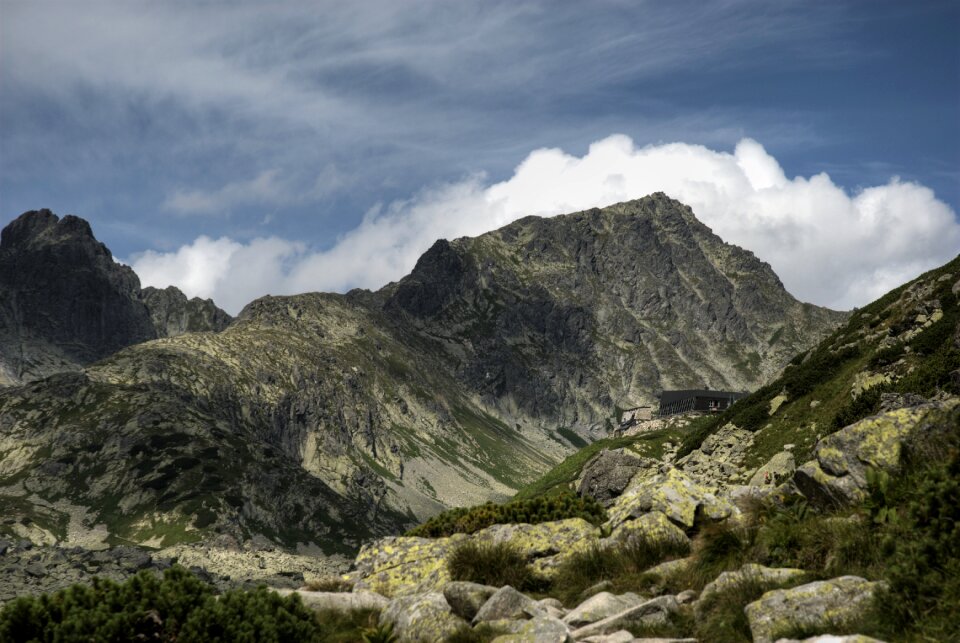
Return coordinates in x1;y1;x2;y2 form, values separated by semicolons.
473;585;546;623
490;615;572;642
563;591;643;627
443;580;498;621
697;563;806;610
794;400;959;508
745;576;883;643
379;592;466;642
570;595;679;639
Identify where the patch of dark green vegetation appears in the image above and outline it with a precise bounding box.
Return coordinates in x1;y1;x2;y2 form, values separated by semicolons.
447;541;543;591
556;426;588;448
0;566;384;642
406;492;606;537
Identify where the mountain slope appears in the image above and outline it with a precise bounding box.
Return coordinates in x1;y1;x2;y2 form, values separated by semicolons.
0;195;844;552
517;252;960;500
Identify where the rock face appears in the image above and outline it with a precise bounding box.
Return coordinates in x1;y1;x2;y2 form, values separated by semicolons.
0;210;156;384
0;196;843;552
141;286;232;337
577;450;646;507
793;400;960;508
0;210;230;386
744;576;883;643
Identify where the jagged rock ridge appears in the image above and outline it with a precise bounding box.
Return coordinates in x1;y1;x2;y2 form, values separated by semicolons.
0;210;231;386
0;196;844;552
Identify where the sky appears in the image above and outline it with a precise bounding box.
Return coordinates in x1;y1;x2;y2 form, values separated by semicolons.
1;0;958;314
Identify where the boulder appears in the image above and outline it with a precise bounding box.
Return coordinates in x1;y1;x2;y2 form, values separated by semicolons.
578;450;650;506
607;468;737;531
794;400;959;508
443;581;498;621
604;511;690;551
578;631;636;643
697;564;806;612
643;557;692;580
348;534;460;597
749;452;796;487
744;576;883;643
570;595;679;639
490;615;572;642
274;589;388;612
475;518;600;580
379;592;467;642
473;585;546;623
562;591;644;627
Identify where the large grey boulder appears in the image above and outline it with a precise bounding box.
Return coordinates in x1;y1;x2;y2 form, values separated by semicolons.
562;591;644;627
744;576;884;643
603;510;690;551
697;563;806;611
794;400;959;508
606;467;738;531
379;592;467;642
578;450;649;506
443;581;498;621
474;585;546;623
570;595;679;639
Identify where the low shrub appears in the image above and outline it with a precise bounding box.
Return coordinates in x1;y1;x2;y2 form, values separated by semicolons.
0;566;327;643
550;536;690;605
447;541;539;591
407;492;606;538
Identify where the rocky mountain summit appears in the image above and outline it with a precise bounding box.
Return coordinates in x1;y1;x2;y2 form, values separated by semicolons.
0;210;231;386
0;196;844;555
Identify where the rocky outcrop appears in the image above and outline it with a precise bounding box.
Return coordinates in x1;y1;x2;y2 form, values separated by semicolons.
141;285;231;337
744;576;883;643
0;210;156;384
379;592;466;642
794;400;960;508
0;210;230;387
577;450;648;507
606;467;738;531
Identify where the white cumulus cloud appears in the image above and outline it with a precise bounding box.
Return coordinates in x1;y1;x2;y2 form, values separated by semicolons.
132;136;960;315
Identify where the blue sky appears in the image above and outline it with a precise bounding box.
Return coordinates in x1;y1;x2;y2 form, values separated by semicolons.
1;1;958;313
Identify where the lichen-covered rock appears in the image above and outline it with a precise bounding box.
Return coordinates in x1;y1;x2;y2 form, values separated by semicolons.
274;589;388;612
443;581;498;621
379;592;467;642
794;400;960;507
607;467;738;530
473;585;546;623
676;424;754;486
577;450;652;506
475;518;600;580
562;591;644;627
604;510;690;550
697;564;806;611
490;615;572;642
744;576;883;643
349;534;461;597
750;452;796;486
570;595;679;639
644;557;692;580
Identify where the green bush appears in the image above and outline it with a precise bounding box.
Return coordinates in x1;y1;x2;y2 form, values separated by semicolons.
876;447;960;640
407;492;606;538
0;566;327;643
447;541;539;590
831;385;886;430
